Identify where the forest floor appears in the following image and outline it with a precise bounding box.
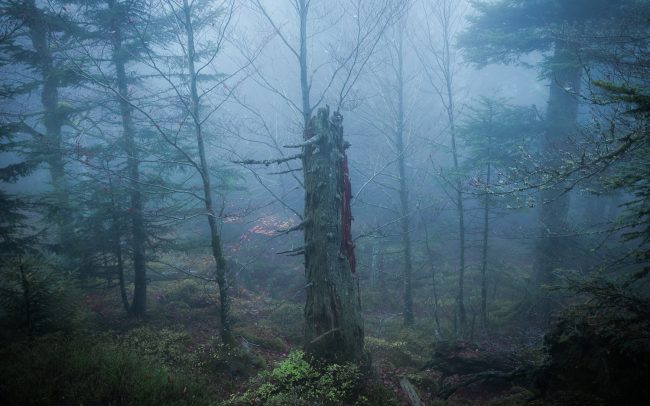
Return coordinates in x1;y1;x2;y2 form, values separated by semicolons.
0;278;548;405
109;280;546;404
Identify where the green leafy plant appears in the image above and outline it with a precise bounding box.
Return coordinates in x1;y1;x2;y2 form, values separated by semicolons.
226;351;393;405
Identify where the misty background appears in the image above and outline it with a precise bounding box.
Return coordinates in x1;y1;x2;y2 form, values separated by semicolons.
1;0;649;404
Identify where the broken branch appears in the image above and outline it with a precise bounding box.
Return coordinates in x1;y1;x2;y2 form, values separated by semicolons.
233;153;303;167
283;134;323;148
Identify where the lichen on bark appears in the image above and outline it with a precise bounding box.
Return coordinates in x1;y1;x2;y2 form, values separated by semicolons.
302;107;364;363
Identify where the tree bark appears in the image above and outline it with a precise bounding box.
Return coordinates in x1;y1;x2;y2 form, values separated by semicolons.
303;107;364;363
533;42;582;321
395;27;414;326
298;0;311;128
448;88;466;333
423;220;441;335
436;0;466;332
24;0;70;249
480;162;491;329
108;172;130;314
182;0;233;344
108;0;147;317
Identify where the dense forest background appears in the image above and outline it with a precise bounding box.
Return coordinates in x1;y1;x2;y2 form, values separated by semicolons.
1;0;649;404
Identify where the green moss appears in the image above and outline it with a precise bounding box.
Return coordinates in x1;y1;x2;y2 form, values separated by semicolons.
226;351;394;405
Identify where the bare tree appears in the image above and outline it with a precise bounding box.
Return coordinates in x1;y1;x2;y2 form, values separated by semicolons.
243;0;405;361
358;13;417;325
416;0;468;333
132;0;241;342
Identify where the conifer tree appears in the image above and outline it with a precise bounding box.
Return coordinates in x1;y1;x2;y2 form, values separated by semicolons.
0;0;82;251
460;0;643;320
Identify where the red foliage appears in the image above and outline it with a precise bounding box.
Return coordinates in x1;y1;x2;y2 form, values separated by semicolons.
341;154;356;273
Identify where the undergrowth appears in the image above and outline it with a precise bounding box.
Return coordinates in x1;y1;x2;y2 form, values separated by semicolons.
0;333;217;406
225;350;394;405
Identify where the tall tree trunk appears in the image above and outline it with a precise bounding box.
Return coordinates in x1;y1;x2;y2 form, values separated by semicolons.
303;107;364;363
19;264;33;337
182;0;233;345
534;42;581;322
395;27;414;326
109;0;147;317
108;172;130;313
298;0;311;128
480;162;491;329
435;0;466;332
423;220;441;335
24;0;70;249
448;90;466;333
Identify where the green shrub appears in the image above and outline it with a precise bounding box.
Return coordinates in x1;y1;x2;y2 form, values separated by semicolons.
365;333;427;369
159;279;211;308
365;336;415;368
226;351;394;405
209;342;266;377
119;326;196;369
0;256;90;340
0;334;215;405
235;326;289;353
537;302;650;404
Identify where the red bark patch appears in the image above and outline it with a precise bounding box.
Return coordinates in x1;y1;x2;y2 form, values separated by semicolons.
341;154;355;273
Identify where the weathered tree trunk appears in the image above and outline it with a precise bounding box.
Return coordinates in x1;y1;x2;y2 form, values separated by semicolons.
395;28;414;326
109;0;147;317
534;42;581;321
182;0;233;344
303;107;364;363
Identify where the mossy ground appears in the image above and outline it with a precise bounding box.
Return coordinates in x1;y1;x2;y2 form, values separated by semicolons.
1;276;556;405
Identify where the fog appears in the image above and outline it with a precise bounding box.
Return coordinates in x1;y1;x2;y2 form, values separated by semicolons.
1;0;649;404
